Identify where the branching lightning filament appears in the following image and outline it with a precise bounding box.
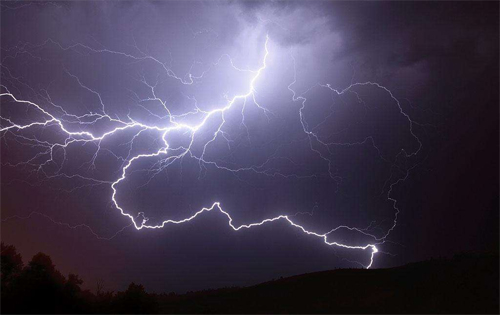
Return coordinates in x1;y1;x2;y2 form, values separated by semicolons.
1;34;421;269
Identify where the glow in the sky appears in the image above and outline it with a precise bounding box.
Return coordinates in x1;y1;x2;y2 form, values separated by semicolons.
1;31;420;269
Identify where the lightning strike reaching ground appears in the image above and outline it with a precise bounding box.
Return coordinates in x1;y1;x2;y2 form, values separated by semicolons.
0;32;421;270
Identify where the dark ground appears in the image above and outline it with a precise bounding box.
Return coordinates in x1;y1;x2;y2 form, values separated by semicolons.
155;252;499;314
1;242;498;314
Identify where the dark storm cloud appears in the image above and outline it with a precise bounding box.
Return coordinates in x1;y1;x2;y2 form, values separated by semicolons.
238;1;497;99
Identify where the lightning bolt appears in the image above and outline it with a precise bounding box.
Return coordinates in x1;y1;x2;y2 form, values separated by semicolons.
1;33;420;269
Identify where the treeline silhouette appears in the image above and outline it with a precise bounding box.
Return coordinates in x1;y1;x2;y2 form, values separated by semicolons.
1;242;498;314
1;243;158;313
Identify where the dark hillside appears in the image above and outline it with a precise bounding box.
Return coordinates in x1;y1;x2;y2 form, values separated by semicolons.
155;252;498;314
2;242;497;314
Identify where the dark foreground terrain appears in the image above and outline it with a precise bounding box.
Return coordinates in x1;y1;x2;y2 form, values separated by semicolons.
1;243;498;313
155;252;499;314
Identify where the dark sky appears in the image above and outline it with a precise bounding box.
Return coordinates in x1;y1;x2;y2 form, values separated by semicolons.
1;1;498;293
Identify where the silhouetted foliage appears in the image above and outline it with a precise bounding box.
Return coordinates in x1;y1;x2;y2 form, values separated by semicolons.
113;283;158;314
1;243;498;313
0;243;159;314
1;248;90;314
1;243;23;286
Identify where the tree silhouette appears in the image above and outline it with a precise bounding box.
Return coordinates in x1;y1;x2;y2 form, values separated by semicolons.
1;245;91;313
1;242;23;283
1;243;159;313
113;282;159;314
1;242;497;314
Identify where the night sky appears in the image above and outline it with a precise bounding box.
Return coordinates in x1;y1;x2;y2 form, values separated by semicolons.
1;1;498;293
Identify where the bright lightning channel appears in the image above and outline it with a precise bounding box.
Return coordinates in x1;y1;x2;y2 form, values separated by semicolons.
0;34;421;269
